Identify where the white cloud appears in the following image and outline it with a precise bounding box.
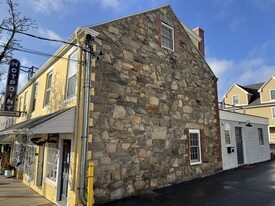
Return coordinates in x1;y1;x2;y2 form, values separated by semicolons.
207;58;234;77
251;0;275;11
26;0;124;14
248;40;275;58
99;0;121;11
212;0;236;7
229;17;246;31
207;57;275;100
37;27;63;47
26;0;63;14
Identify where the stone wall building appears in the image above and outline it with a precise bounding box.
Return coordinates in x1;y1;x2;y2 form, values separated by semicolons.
88;5;222;204
0;5;222;206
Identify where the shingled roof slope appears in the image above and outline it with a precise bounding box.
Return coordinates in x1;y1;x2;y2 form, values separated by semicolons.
238;82;264;106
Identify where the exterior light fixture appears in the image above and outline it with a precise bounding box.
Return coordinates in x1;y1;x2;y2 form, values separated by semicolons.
239;120;252;127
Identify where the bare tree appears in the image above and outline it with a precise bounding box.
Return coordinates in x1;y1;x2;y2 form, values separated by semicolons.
0;0;36;66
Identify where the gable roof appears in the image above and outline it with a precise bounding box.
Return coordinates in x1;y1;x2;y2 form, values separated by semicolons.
86;5;201;43
223;83;250;99
258;76;275;92
238;82;264;106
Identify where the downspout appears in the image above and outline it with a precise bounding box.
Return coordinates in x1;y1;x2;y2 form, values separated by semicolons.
79;34;93;205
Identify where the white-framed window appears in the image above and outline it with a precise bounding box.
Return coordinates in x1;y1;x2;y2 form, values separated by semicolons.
23;91;28;112
270;90;275;100
224;129;231;145
31;82;38;112
258;128;264;145
44;72;52;107
46;143;59;183
272;108;275;119
18;96;22;111
24;144;36;181
161;22;174;51
232;95;239;105
189;129;202;165
13;142;21;164
66;51;78;98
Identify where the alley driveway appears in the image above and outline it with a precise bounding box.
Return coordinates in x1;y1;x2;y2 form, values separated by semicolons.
0;174;55;206
104;160;275;206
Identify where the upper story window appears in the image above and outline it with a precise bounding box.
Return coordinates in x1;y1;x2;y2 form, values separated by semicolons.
44;72;52;107
23;91;28;112
258;128;264;145
272;108;275;119
224;129;231;145
232;95;239;105
161;23;174;51
18;96;22;111
31;82;38;112
66;51;78;99
189;129;202;165
270;90;275;100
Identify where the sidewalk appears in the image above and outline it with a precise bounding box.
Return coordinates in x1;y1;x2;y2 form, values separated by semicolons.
104;160;275;206
0;174;55;206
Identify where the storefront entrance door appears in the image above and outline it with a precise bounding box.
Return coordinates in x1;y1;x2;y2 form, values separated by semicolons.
60;139;71;203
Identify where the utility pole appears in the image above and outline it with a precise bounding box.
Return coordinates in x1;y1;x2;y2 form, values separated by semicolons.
80;34;93;205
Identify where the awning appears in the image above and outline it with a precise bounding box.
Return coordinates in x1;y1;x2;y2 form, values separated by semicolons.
0;135;12;144
0;107;76;137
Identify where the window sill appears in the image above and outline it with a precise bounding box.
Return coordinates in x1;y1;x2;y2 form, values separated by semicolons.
23;174;35;183
64;95;76;103
190;161;202;166
161;45;174;52
43;105;49;110
44;178;57;188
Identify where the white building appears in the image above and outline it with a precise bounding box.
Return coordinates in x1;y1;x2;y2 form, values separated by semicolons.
220;110;270;170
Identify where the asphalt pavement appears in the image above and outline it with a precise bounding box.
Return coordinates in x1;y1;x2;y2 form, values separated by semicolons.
103;160;275;206
1;160;275;206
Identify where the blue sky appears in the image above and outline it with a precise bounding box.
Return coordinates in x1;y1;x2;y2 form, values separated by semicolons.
1;0;275;100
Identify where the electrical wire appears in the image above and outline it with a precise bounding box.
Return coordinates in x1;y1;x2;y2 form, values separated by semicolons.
0;26;82;49
0;26;101;58
0;44;83;64
0;26;103;71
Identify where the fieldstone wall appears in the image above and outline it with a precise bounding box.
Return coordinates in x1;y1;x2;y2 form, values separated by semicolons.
89;5;222;205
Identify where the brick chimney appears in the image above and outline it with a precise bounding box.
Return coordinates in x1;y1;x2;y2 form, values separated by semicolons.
192;27;205;57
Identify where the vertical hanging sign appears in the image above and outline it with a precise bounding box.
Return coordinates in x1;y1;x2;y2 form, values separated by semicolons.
4;59;20;111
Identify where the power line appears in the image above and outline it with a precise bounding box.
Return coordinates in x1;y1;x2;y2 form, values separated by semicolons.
0;44;84;64
0;26;83;50
0;26;101;58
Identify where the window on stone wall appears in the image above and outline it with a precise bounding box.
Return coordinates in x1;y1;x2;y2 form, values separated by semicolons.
189;129;202;165
46;143;59;183
161;22;174;51
24;144;36;181
224;129;231;145
232;95;239;105
258;128;264;145
271;90;275;100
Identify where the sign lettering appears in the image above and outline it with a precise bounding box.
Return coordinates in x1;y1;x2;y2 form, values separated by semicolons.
4;59;20;111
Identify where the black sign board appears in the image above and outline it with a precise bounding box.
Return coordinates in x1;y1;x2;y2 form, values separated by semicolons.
0;110;21;117
4;59;20;111
48;133;59;143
